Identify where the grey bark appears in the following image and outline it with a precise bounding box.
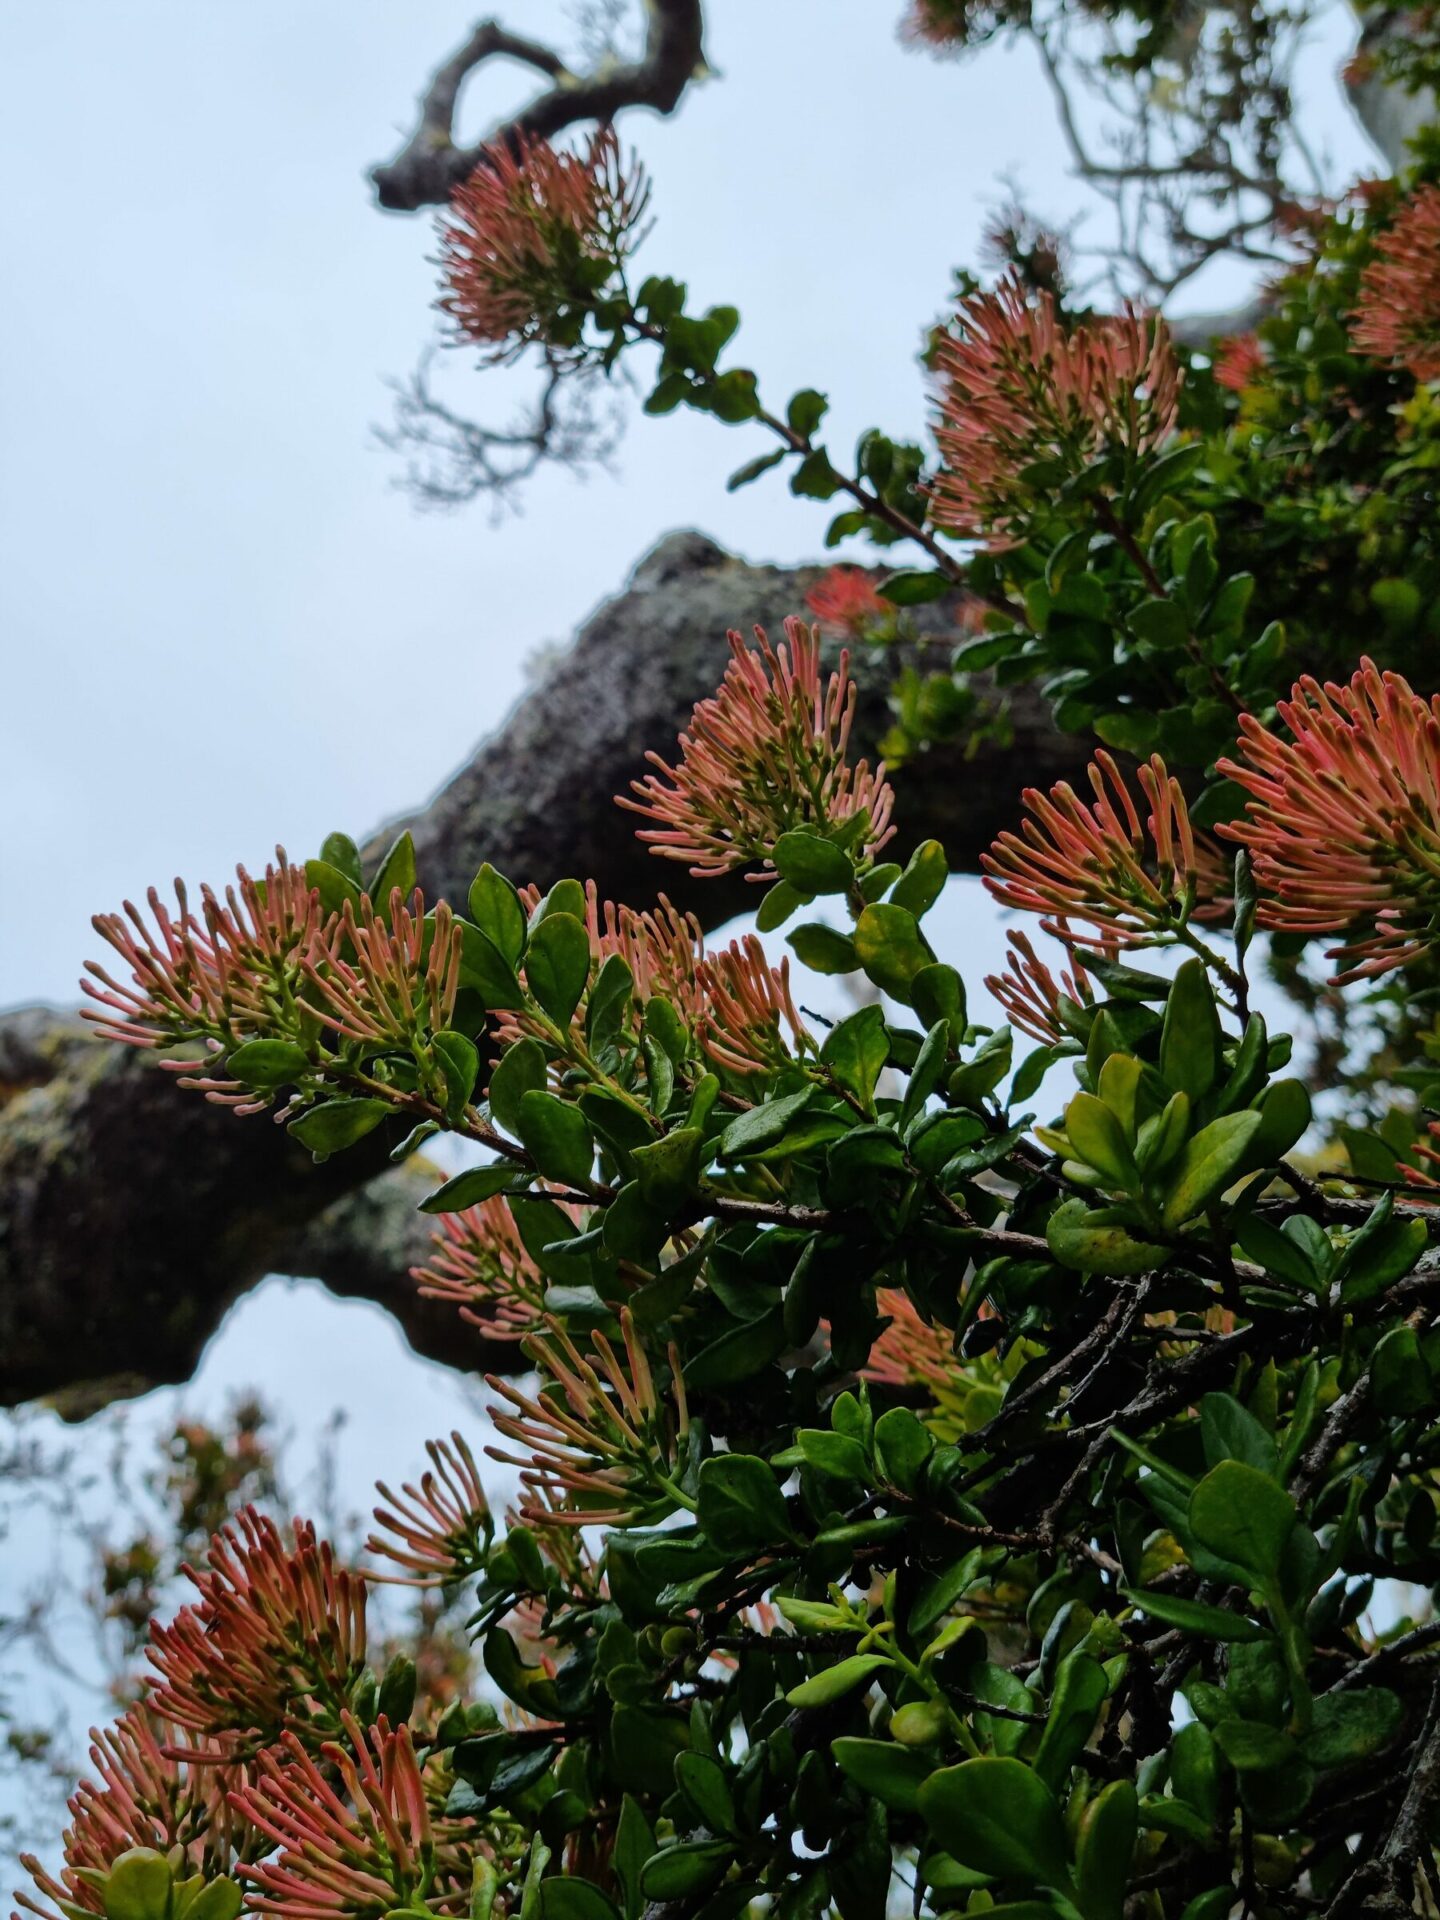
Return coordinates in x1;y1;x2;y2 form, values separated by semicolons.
0;532;1084;1415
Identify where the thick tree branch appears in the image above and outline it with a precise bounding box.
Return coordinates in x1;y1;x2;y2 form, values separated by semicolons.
370;3;707;213
0;531;1087;1414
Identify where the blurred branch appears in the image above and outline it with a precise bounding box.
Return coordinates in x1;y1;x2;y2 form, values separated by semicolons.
376;348;625;514
370;2;708;213
0;533;1085;1415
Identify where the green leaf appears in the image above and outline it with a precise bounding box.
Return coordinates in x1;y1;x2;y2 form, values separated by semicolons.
785;1654;890;1708
696;1453;791;1553
1302;1687;1403;1768
1234;1211;1319;1291
490;1038;548;1135
1065;1092;1139;1190
455;920;524;1009
877;568;950;606
614;1797;654;1920
1339;1215;1429;1306
1121;1587;1267;1642
468;865;527;967
305;856;362;918
911;963;966;1031
319;831;362;886
1210;1718;1293;1772
638;1843;733;1902
1046;1200;1168;1276
517;1091;594;1189
1075;1779;1137;1920
891;840;948;919
1032;1652;1108;1793
674;1751;736;1835
1199;1392;1278;1476
420;1162;522;1213
1188;1461;1298;1586
853;904;934;1004
432;1029;479;1124
1159;960;1221;1102
919;1758;1070;1888
225;1040;310;1089
1161;1111;1262;1228
371;831;417;907
717;1088;814;1160
873;1406;934;1494
683;1306;785;1388
1244;1078;1312;1170
773;831;853;895
788;388;829;436
538;1885;620;1920
726;448;786;492
821;1005;890;1110
831;1738;933;1813
289;1098;390;1156
631;1127;703;1209
525;913;592;1027
1128;598;1191;648
788;922;859;974
101;1852;175;1920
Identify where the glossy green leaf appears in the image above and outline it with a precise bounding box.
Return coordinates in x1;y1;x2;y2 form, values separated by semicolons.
524;913;592;1027
919;1757;1070;1887
290;1098;390;1156
788;922;860;974
785;1654;890;1708
225;1040;310;1089
1188;1461;1298;1586
517;1091;594;1188
1120;1587;1267;1642
821;1005;890;1110
1161;1111;1262;1227
773;831;854;895
468;865;527;966
696;1453;792;1553
1158;960;1221;1102
831;1738;933;1813
420;1162;523;1213
853;904;934;1004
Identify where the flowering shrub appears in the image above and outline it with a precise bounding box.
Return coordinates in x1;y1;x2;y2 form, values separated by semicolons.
34;75;1440;1920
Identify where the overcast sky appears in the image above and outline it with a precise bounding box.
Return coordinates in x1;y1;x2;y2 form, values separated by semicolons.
0;0;1377;1835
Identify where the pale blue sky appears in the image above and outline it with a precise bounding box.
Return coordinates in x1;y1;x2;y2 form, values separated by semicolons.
0;0;1377;1845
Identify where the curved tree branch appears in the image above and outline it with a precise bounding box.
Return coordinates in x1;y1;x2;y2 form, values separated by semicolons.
370;3;708;213
0;532;1086;1415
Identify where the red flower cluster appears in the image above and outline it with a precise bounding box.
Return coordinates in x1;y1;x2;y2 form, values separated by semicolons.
622;618;895;878
303;893;463;1049
16;1706;248;1920
82;854;324;1063
234;1715;470;1920
696;936;812;1075
805;567;887;637
438;128;649;364
1351;184;1440;381
984;929;1095;1045
148;1510;367;1754
1218;659;1440;981
1213;332;1267;394
366;1433;492;1587
983;751;1227;947
930;274;1181;549
412;1197;549;1341
486;1311;689;1528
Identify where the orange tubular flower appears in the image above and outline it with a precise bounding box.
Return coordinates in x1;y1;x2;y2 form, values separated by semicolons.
1217;660;1440;981
1351;184;1440;380
621;618;895;879
412;1197;549;1341
930;273;1181;550
984;928;1095;1044
696;936;813;1075
438;127;649;365
982;752;1227;947
82;853;327;1076
16;1706;249;1920
233;1715;471;1920
805;566;887;638
1213;331;1267;393
485;1311;689;1529
147;1510;367;1755
366;1433;492;1587
302;892;463;1050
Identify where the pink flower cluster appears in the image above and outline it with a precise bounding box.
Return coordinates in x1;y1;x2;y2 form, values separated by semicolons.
147;1510;368;1755
365;1433;492;1587
1218;659;1440;981
413;1197;550;1341
16;1706;249;1920
805;567;887;637
983;751;1227;947
1351;184;1440;381
622;618;895;878
984;929;1096;1045
930;273;1181;549
438;128;649;364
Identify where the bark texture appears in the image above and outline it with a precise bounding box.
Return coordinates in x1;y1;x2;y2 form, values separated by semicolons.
1;532;1083;1414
